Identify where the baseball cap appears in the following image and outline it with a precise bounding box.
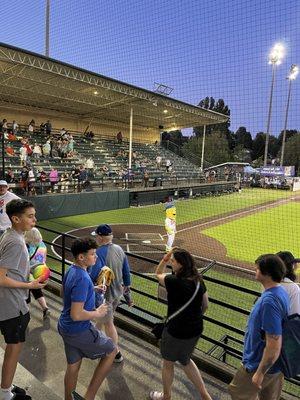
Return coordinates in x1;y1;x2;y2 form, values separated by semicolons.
91;224;112;236
0;180;8;186
276;251;300;265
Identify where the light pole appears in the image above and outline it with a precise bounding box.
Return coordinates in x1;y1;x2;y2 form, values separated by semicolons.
280;64;299;166
200;125;206;171
45;0;50;57
263;43;285;166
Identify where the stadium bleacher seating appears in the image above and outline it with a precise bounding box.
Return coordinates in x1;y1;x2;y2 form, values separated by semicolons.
0;123;203;194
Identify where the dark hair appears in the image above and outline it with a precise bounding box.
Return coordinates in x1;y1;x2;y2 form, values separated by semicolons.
276;251;296;282
255;254;286;283
6;199;35;221
172;248;201;281
71;237;97;258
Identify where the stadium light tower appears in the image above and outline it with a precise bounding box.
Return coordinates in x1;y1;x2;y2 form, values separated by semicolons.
280;64;299;166
45;0;50;57
263;43;285;166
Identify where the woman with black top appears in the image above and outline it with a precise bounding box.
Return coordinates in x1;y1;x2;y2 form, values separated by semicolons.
150;248;212;400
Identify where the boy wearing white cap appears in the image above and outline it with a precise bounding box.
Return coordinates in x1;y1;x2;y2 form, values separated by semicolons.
0;181;20;235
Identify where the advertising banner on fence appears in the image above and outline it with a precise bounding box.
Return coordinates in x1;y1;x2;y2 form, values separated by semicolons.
259;166;295;177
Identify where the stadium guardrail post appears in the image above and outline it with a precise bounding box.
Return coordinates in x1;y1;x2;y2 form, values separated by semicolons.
61;234;66;279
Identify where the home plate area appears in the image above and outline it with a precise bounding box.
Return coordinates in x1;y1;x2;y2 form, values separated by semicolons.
122;232;165;255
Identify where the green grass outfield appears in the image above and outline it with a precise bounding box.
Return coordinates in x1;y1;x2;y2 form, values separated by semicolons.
39;188;294;234
203;201;300;263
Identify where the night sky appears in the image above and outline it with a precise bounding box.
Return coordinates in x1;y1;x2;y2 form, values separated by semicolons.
0;0;299;136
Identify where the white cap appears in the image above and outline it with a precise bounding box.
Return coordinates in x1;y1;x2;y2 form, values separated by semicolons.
0;180;8;186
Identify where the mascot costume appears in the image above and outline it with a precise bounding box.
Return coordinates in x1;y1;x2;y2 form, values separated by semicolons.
164;200;176;252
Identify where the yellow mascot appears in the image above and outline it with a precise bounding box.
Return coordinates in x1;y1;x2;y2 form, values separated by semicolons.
165;201;176;252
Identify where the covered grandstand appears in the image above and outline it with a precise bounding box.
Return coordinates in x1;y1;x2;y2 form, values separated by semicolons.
0;42;228;142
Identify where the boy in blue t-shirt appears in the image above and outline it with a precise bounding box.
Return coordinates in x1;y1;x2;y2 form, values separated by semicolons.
58;237;116;400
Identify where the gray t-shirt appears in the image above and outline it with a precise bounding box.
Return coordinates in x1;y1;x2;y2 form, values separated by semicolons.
0;228;30;320
105;244;126;302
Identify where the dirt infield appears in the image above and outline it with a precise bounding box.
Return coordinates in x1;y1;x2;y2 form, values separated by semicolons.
52;195;298;272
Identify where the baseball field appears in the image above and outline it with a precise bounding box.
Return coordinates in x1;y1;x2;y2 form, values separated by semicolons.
39;187;300;269
38;187;300;397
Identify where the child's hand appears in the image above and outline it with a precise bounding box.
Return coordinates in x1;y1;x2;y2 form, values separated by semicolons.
94;284;106;293
95;303;108;318
28;277;47;289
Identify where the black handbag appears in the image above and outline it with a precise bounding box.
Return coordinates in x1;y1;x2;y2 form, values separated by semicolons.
151;319;167;339
151;281;200;340
278;313;300;378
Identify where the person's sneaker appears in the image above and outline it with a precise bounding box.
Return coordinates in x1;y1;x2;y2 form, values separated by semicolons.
12;393;32;400
114;351;124;363
43;308;50;319
11;386;26;395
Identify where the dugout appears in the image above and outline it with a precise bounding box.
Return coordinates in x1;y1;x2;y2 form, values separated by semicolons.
129;181;237;206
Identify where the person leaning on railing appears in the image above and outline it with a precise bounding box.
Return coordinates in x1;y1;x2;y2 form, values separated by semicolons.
150;248;212;400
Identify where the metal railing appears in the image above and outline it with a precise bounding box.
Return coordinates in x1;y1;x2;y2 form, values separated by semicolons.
38;225;300;398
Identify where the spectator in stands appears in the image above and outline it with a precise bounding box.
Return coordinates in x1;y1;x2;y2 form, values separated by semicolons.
60;173;70;193
59;127;66;137
85;157;95;179
71;165;80;192
102;164;109;177
140;160;147;174
37;167;47;195
45;120;52;136
19;144;28;166
4;169;15;184
60;139;69;159
12;120;19;135
165;158;172;172
33;143;42;162
42;140;51;159
78;165;88;191
19;166;29;195
116;131;123;144
5;145;15;157
89;224;131;364
228;254;289;400
48;167;59;193
28;119;35;135
156;155;162;170
2;119;8;133
27;167;36;196
67;135;74;154
7;131;17;141
28;167;36;196
24;227;50;319
150;248;212;400
24;142;33;160
143;170;150;188
276;251;300;315
58;237;116;400
132;150;137;161
0;199;45;400
40;122;45;135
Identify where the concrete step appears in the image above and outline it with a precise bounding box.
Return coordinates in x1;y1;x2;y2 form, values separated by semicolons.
0;347;61;400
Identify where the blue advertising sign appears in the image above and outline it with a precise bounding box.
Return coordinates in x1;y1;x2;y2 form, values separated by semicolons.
259;166;295;177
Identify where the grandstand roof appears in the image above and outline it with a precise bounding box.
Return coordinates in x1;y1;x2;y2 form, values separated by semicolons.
0;43;228;131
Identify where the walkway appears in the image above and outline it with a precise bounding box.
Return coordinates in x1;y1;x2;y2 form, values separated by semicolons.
0;290;231;399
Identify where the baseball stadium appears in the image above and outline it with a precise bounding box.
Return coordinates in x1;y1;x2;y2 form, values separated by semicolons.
0;1;299;400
